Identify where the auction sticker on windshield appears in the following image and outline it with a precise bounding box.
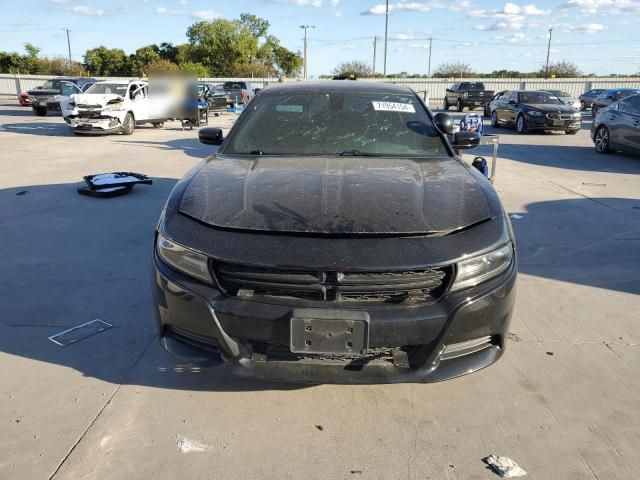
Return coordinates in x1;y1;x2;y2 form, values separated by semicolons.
372;101;416;113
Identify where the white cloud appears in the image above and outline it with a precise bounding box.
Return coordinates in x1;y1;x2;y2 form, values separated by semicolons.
50;0;71;4
560;0;640;13
331;0;340;5
493;32;529;42
469;3;548;31
156;6;185;15
192;9;222;20
276;0;322;6
179;0;187;5
334;9;343;16
70;5;105;15
362;2;438;14
567;22;605;33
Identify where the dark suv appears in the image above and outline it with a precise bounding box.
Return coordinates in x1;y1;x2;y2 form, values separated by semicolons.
591;88;640;117
27;77;96;115
152;81;517;384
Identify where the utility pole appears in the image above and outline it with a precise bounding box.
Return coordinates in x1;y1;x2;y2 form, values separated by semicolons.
427;37;432;77
372;37;377;76
383;0;389;76
299;25;315;80
63;28;72;66
545;27;553;75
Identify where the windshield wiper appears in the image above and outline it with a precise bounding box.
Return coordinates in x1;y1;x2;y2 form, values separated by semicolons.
338;149;380;157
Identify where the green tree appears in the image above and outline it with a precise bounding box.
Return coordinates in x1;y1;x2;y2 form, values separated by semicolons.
332;60;372;78
179;61;209;77
239;13;270;40
186;19;257;75
540;60;581;78
83;46;131;75
432;61;474;78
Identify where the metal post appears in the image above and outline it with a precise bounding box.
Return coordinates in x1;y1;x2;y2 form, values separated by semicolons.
427;37;432;77
545;28;553;75
64;28;72;66
299;25;315;80
383;0;389;76
373;37;377;76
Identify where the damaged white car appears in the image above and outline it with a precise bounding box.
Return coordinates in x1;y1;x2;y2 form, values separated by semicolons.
62;80;168;135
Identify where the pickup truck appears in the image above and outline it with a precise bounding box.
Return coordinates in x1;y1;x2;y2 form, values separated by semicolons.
222;81;255;106
443;82;494;112
27;77;96;116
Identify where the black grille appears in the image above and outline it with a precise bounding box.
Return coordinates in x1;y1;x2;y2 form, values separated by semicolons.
546;113;573;120
213;262;452;304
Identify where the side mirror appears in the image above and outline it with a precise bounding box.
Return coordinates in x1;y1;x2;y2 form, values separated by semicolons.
451;131;481;150
433;112;454;134
198;127;224;145
199;127;224;145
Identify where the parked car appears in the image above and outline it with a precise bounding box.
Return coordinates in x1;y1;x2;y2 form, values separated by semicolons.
152;81;517;384
198;82;228;112
578;88;605;110
489;90;581;135
444;82;494;112
543;89;581;110
484;90;506;117
27;77;97;116
61;80;169;135
222;80;255;106
591;88;640;117
591;94;640;155
18;92;31;106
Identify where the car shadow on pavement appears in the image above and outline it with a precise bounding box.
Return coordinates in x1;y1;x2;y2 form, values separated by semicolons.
1;180;638;390
0;121;73;137
0;107;39;117
0;179;305;392
115;138;215;158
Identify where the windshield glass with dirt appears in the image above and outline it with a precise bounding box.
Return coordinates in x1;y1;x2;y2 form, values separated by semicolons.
519;92;563;105
224;91;446;157
85;83;128;96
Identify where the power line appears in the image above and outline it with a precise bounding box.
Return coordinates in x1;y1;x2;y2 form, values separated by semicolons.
545;28;553;73
383;0;389;76
299;25;315;80
63;27;72;65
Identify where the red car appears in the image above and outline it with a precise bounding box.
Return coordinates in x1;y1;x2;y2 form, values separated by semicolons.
18;92;31;106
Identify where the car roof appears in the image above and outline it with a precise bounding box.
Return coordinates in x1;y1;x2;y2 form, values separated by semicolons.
92;80;143;85
603;87;640;92
260;81;414;95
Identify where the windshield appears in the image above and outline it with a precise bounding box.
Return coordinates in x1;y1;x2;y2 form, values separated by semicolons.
85;83;128;96
40;80;61;90
519;92;562;105
224;82;247;89
223;90;447;157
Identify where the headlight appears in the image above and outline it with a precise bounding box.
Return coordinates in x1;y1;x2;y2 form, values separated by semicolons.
450;243;513;292
105;102;123;111
156;233;212;284
572;112;582;119
526;110;543;117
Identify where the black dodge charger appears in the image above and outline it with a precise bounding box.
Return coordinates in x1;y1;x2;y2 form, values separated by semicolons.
489;90;582;134
152;82;517;384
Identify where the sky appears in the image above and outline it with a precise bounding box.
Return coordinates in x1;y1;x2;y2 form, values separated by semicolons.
1;0;639;76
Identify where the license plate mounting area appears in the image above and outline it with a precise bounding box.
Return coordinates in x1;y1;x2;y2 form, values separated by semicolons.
290;309;369;356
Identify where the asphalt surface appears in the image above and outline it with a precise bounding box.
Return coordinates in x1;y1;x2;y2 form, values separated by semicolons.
1;103;639;480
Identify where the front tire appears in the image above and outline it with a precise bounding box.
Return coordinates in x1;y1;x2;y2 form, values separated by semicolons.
516;114;528;134
122;113;135;135
457;100;465;112
491;111;499;127
33;107;47;116
443;98;449;111
594;125;611;154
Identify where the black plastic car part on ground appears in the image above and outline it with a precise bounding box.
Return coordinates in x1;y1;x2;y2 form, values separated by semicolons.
151;81;517;384
489;90;581;135
591;94;640;155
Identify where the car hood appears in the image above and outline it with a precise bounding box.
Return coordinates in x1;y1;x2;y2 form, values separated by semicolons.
524;103;577;113
179;155;491;235
27;88;59;97
71;93;124;107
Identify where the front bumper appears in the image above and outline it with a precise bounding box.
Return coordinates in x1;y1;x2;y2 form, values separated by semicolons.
151;249;517;384
526;115;581;131
64;114;122;133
